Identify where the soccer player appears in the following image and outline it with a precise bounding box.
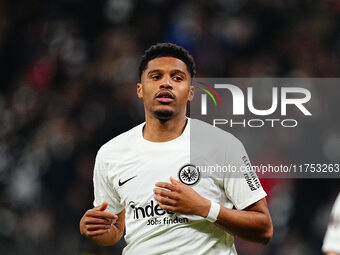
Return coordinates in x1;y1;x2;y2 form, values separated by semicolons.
323;193;340;255
79;43;273;254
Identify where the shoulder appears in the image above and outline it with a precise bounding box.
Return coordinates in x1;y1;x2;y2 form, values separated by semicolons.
333;193;340;213
190;118;244;148
97;122;144;159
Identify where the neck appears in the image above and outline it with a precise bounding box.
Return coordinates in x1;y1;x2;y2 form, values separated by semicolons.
143;114;187;142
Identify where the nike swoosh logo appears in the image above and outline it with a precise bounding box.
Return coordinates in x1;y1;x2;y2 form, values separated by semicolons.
118;176;137;186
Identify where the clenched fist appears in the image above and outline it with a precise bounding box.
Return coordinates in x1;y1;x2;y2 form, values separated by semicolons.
154;176;210;217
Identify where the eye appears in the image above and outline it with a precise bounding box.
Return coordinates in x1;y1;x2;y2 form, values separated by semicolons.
151;75;161;80
173;76;183;81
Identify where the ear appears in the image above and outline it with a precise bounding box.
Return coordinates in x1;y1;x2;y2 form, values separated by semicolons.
188;86;194;101
137;83;143;98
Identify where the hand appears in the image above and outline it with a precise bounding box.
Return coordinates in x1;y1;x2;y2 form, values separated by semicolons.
80;201;118;237
154;177;210;217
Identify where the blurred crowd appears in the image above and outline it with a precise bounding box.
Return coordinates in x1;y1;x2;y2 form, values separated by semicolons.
0;0;339;254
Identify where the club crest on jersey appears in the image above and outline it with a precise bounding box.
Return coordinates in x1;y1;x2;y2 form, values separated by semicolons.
178;164;200;185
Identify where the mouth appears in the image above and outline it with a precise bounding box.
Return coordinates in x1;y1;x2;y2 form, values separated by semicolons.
155;90;175;103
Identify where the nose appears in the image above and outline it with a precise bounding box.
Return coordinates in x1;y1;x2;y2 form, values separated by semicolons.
159;76;173;89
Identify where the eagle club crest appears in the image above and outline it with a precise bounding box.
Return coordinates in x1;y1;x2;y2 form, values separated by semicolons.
178;164;200;185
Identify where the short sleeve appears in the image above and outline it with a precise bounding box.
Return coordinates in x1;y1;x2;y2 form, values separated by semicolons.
93;152;125;214
322;193;340;253
223;136;267;210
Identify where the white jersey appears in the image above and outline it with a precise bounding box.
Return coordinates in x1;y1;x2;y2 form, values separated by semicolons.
322;193;340;254
93;118;266;255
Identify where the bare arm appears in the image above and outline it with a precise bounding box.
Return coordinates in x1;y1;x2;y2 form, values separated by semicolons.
80;202;125;246
214;198;272;244
154;177;273;244
325;252;340;255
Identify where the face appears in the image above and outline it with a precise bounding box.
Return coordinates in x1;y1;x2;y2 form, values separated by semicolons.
137;57;194;120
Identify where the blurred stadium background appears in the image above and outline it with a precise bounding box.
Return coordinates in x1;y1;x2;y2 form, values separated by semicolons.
0;0;339;254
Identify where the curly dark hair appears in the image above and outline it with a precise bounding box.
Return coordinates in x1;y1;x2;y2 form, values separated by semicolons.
138;43;196;80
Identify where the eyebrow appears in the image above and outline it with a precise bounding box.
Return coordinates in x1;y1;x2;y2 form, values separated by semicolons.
147;69;161;75
173;69;187;76
147;69;187;76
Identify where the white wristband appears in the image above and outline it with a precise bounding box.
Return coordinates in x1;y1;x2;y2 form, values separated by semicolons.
206;200;220;222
